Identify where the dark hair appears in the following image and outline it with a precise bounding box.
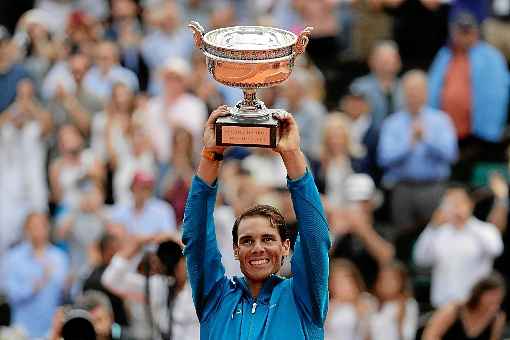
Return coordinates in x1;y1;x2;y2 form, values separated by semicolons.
156;240;183;276
466;272;506;310
0;295;11;327
98;233;117;257
232;205;288;246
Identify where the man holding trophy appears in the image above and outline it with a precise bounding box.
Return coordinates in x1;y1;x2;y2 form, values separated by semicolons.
182;22;330;340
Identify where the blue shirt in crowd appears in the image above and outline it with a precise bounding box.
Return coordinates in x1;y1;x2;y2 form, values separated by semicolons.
378;106;458;184
0;64;30;112
1;242;68;338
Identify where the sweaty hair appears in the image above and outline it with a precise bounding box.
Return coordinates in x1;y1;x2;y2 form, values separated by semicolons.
466;272;506;310
232;205;289;246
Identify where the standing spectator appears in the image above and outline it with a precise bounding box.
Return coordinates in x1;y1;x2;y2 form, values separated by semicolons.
1;213;68;338
422;272;507;340
485;0;510;63
378;70;458;232
350;41;404;125
325;259;374;340
82;40;139;104
109;171;176;237
413;184;504;307
429;11;510;182
0;80;49;253
49;124;104;212
143;58;207;164
275;69;326;160
0;26;30;112
369;261;419;340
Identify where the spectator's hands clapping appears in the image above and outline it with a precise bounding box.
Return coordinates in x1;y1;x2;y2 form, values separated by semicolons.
490;172;509;201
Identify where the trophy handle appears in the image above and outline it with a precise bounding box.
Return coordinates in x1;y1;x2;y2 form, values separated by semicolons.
188;21;205;50
294;27;313;55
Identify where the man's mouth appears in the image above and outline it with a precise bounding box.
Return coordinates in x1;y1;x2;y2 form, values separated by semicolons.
249;259;270;266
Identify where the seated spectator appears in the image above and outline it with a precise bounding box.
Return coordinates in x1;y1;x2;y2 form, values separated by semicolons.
422;272;507;340
350;41;404;125
378;70;458;233
55;180;108;290
311;113;361;207
0;295;27;340
325;259;374;340
1;213;68;338
82;233;129;328
0;80;49;253
109;171;176;238
428;11;509;181
413;184;504;307
329;174;395;288
102;236;199;340
340;85;381;183
369;261;419;340
275;69;326;160
82;40;139;104
241;148;287;190
0;27;30;112
49;124;104;212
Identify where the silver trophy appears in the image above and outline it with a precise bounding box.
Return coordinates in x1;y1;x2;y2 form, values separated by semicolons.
189;21;312;148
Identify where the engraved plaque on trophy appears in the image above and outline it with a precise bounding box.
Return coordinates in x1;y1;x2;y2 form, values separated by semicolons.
189;21;312;148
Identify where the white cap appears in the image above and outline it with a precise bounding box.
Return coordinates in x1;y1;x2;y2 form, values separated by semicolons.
345;174;376;202
161;58;192;79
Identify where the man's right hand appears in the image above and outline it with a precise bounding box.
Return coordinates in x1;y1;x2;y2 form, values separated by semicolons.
202;105;230;153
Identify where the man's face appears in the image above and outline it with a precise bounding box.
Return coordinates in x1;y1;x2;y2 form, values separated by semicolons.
235;216;290;283
90;306;113;337
452;27;478;50
442;189;473;226
95;43;116;72
26;214;49;247
70;54;90;84
370;47;401;78
403;75;427;114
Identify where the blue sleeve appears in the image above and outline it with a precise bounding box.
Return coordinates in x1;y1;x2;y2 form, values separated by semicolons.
289;171;331;326
423;113;458;163
3;255;36;305
182;176;228;322
428;48;451;109
377;117;413;168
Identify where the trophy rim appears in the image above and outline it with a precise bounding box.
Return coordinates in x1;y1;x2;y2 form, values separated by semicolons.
203;25;298;52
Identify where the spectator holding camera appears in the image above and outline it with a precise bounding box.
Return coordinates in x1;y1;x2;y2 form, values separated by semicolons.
1;213;68;338
413;184;504;308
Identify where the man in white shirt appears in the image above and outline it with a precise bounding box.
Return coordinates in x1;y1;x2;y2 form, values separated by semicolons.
142;58;207;163
413;184;503;307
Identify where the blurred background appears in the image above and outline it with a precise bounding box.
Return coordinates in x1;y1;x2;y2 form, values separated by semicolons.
0;0;510;339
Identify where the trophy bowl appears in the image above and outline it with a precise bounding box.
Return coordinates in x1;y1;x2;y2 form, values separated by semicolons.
189;21;312;148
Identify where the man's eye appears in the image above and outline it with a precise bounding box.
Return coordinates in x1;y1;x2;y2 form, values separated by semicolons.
263;237;274;243
242;239;253;245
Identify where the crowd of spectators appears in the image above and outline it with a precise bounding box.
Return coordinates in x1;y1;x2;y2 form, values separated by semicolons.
0;0;510;339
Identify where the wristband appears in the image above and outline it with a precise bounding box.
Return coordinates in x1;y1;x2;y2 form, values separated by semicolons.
201;148;224;162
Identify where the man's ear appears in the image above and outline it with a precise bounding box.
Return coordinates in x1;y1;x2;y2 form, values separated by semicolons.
282;239;291;256
233;245;239;260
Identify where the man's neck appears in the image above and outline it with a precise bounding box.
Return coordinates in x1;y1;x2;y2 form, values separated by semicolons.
376;74;395;92
248;280;263;299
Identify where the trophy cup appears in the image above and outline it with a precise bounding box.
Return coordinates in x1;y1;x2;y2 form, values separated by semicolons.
189;21;312;148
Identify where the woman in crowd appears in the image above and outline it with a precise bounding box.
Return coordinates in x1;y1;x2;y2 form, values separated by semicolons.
422;272;506;340
325;259;374;340
369;261;418;340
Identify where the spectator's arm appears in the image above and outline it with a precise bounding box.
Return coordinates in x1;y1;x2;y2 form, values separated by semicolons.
61;94;91;136
353;219;395;266
422;303;458;340
468;223;503;258
101;254;146;298
401;299;419;340
49;159;63;203
490;312;506;340
422;114;458;163
413;225;439;267
377;119;413;168
487;173;508;233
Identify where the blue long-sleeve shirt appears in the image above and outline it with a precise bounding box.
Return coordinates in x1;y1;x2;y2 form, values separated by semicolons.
377;107;458;184
1;242;68;338
182;171;330;340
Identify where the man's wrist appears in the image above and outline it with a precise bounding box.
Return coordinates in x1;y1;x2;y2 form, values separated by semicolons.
201;147;224;162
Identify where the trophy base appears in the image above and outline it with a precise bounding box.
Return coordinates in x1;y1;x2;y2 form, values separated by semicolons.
215;109;281;148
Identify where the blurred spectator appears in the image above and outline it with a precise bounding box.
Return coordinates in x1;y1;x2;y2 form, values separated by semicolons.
340;85;382;182
311;113;361;207
378;70;457;232
485;0;510;63
141;1;194;93
55;180;108;290
381;0;449;70
109;171;177;237
161;127;195;225
369;261;418;340
429;11;510;181
422;272;507;339
413;184;504;307
82;233;129;328
325;259;374;340
0;27;30;112
350;41;404;125
143;58;207;164
1;213;68;338
329;174;395;288
241;148;287;190
45;52;97;139
0;295;27;340
82;40;139;104
275;69;326;160
0;80;49;253
49;124;104;211
65;10;101;55
102;236;199;340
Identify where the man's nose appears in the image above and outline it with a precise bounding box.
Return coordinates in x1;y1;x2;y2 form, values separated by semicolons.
252;241;265;253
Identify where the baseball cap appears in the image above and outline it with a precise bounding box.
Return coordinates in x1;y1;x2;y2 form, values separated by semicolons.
345;83;369;101
345;174;376;202
161;58;192;80
452;11;478;31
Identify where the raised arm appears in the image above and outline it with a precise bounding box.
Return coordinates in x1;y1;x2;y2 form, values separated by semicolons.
181;106;230;322
274;112;331;326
